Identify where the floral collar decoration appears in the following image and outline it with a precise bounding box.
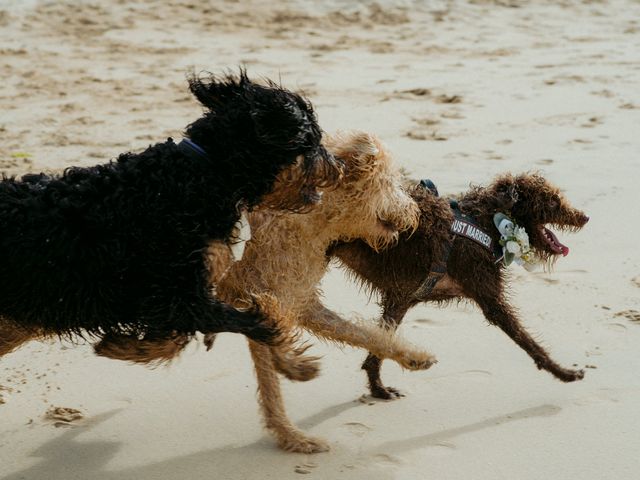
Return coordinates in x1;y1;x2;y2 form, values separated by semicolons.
493;213;538;270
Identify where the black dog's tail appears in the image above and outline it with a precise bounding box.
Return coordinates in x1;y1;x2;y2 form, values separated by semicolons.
93;296;287;365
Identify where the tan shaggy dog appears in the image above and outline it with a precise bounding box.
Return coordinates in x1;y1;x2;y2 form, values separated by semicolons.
214;131;437;453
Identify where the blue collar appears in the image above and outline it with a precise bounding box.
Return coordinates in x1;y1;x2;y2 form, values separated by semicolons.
177;138;209;162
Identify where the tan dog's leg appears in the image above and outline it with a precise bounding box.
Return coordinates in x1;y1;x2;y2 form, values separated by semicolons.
203;241;236;350
249;340;329;453
230;293;322;382
0;318;35;357
295;300;436;371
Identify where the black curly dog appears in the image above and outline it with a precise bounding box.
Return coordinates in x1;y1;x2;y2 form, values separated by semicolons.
0;71;340;361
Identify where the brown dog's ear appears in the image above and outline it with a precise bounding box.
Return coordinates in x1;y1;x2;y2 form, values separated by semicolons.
492;174;519;210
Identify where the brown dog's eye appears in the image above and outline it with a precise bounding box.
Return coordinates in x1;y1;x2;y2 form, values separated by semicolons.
549;195;561;210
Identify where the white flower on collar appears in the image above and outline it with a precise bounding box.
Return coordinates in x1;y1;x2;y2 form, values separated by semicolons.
494;213;537;269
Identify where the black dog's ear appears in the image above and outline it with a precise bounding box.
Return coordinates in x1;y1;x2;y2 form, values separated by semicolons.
492;174;519;210
250;97;312;149
187;70;249;110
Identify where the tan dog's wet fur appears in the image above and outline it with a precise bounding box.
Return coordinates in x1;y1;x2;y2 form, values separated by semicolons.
215;132;436;453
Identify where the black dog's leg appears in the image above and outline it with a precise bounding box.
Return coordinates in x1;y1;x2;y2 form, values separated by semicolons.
362;301;410;399
193;298;279;344
475;293;584;382
95;295;280;364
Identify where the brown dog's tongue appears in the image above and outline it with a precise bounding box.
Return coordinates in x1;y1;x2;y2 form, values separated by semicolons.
543;227;569;256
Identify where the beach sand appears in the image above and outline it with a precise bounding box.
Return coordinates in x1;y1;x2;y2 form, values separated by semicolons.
1;1;639;478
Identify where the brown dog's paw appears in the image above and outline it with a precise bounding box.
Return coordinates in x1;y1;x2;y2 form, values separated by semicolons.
555;368;585;382
278;433;330;454
370;385;405;400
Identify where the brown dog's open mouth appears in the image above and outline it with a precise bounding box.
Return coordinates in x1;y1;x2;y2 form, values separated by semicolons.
541;226;569;256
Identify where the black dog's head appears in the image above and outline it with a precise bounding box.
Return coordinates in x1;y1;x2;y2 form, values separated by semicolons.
489;173;589;262
185;70;343;211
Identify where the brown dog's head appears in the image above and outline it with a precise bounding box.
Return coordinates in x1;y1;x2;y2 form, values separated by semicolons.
488;173;589;262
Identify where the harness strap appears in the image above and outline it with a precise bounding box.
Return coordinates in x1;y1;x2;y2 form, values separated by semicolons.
412;241;452;299
412;181;454;300
177;138;210;162
412;181;501;300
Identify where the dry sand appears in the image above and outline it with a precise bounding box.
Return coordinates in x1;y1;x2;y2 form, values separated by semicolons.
1;0;639;478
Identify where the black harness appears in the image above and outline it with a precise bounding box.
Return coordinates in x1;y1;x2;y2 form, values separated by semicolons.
413;180;502;300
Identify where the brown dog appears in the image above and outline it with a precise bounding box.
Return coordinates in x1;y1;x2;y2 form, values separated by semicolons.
216;132;437;452
331;173;589;399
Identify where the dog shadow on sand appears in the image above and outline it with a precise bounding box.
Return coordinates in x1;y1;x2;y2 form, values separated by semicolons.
2;403;560;480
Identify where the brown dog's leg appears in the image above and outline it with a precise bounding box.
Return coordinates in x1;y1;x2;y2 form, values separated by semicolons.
248;340;329;453
0;318;36;357
362;302;411;399
476;294;584;382
293;300;436;371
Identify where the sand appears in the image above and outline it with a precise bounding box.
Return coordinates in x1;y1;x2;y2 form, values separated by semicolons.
1;0;639;478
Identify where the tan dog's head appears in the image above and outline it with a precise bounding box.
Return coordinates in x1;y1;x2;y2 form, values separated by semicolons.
325;132;419;250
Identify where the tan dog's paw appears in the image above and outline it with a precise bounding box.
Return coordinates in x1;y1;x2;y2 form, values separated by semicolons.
271;344;321;382
278;356;321;382
398;350;437;371
278;432;330;453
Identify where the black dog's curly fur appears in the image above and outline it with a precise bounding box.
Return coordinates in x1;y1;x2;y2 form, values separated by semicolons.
0;71;337;357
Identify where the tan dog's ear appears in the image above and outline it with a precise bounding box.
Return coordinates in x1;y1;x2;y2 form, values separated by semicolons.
325;131;382;181
345;132;380;158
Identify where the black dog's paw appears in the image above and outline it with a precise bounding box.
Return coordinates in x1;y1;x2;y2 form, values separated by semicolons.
203;333;217;351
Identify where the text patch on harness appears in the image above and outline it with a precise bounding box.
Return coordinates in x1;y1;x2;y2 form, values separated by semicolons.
451;217;493;251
